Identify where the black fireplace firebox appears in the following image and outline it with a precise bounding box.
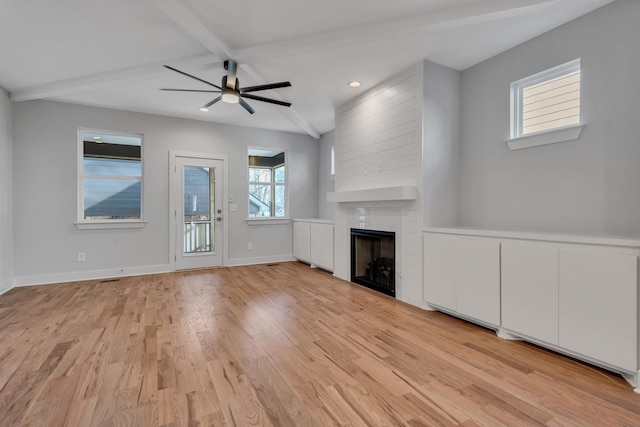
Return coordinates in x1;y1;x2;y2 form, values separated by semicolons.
350;228;396;297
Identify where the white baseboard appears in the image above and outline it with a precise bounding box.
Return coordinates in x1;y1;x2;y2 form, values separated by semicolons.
226;254;295;267
13;264;172;287
0;277;14;295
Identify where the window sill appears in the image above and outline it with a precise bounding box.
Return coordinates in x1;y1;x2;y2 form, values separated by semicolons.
246;217;291;226
506;124;583;151
75;220;147;230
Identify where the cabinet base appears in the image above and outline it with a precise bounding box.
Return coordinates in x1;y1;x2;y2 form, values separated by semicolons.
496;328;522;341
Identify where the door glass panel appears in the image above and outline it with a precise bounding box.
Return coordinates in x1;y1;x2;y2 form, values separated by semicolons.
183;166;214;254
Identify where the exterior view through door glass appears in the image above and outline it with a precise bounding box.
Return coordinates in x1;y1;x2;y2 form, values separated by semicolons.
175;157;223;270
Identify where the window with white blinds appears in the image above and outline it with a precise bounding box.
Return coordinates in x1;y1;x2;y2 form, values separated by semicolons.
511;59;581;138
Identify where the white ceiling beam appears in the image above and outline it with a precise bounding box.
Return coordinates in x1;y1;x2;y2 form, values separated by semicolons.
10;53;217;102
240;64;320;139
148;0;232;60
147;0;320;139
235;0;554;63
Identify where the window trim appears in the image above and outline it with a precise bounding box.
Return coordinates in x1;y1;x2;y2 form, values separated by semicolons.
246;147;289;222
509;58;582;147
76;127;146;230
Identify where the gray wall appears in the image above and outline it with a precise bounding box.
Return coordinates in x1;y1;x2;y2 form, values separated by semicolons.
0;88;13;293
317;130;335;220
422;60;461;227
459;0;640;233
12;100;318;283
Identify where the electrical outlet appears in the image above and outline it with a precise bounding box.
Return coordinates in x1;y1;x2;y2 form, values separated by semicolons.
248;242;253;250
77;252;86;262
229;203;237;212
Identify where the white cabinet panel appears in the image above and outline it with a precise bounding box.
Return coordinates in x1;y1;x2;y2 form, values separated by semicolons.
423;233;500;326
423;234;457;311
559;249;637;371
293;221;311;264
457;238;501;326
502;242;559;345
310;223;334;272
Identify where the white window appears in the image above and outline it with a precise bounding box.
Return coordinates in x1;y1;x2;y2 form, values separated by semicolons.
511;58;581;139
77;128;144;228
248;149;287;218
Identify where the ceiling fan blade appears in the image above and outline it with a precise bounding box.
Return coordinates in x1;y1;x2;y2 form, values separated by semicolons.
241;93;291;107
163;65;222;90
201;96;222;110
239;98;255;115
225;59;238;89
161;88;220;93
241;81;292;93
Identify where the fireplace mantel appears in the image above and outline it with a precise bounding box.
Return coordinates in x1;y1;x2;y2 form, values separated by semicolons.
327;186;417;203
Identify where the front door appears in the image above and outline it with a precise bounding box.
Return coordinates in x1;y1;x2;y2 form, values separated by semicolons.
174;156;223;270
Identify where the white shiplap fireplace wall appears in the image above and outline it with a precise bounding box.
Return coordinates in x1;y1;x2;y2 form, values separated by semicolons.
330;64;425;307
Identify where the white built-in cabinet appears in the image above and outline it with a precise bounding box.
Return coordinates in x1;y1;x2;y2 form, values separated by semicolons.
502;242;559;345
423;227;640;389
423;234;500;327
293;219;334;272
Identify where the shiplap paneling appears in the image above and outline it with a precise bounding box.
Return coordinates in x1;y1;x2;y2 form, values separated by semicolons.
335;67;421;192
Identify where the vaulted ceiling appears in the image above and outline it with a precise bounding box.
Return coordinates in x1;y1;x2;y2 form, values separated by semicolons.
0;0;615;138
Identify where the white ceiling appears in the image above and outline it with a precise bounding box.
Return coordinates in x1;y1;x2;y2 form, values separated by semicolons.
0;0;615;138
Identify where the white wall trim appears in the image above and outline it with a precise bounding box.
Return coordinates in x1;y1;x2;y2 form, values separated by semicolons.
13;264;171;287
506;124;583;151
226;254;295;267
0;278;14;296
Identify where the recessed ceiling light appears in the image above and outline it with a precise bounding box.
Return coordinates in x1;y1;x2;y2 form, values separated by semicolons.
348;80;361;88
199;107;209;112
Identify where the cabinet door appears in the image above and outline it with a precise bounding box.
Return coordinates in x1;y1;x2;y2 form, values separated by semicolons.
502;242;559;345
310;224;334;272
457;238;501;326
423;234;457;311
559;249;637;371
292;221;311;264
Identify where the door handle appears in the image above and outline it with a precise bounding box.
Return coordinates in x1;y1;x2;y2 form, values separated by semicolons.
216;216;222;222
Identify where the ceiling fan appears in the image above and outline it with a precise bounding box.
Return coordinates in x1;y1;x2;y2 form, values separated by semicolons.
161;59;291;114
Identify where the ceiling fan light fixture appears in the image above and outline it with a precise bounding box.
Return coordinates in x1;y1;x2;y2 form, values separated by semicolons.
222;90;240;104
199;106;209;112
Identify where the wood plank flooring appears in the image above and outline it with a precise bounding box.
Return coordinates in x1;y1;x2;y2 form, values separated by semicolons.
1;261;639;426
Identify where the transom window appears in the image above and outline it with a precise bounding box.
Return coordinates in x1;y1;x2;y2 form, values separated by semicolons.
511;58;581;138
78;128;143;223
248;149;286;218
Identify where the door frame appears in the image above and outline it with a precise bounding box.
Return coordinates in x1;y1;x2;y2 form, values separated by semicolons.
169;150;229;270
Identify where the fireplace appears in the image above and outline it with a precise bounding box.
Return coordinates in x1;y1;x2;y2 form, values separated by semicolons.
350;228;396;297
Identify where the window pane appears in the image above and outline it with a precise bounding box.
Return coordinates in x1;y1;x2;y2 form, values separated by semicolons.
511;59;580;138
274;185;285;217
83;158;141;177
183;166;211;221
80;129;143;222
249;168;272;183
83;178;141;219
274;165;285;183
249;184;272;217
522;70;580;135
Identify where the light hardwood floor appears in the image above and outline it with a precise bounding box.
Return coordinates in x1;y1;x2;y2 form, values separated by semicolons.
1;261;639;426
